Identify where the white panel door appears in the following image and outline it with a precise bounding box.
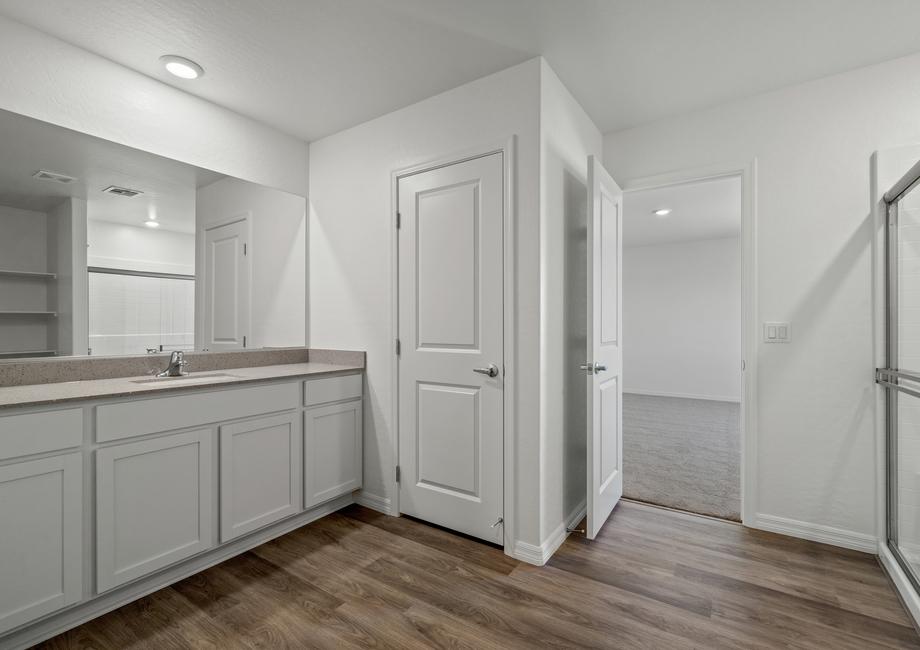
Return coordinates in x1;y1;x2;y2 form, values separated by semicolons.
0;453;82;634
202;217;250;351
96;429;213;592
220;412;302;542
398;152;504;544
304;399;363;508
586;155;624;540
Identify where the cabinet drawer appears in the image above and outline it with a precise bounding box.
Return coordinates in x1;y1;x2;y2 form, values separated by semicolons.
303;373;362;407
96;382;300;443
0;408;82;461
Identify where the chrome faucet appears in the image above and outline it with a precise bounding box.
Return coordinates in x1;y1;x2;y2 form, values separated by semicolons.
156;351;189;378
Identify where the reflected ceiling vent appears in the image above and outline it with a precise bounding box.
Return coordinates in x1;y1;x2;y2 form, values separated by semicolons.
32;169;77;184
101;185;143;198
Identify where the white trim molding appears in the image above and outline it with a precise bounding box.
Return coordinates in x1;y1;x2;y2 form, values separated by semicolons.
752;513;878;553
514;500;586;566
354;491;394;515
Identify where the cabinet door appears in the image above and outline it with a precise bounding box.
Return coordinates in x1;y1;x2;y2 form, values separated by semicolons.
304;399;362;508
96;429;212;593
0;453;82;634
219;412;301;542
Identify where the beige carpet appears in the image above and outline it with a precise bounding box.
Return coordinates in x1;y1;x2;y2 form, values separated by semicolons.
623;393;741;521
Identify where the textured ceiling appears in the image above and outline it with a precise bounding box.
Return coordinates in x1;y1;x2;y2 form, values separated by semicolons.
2;0;920;141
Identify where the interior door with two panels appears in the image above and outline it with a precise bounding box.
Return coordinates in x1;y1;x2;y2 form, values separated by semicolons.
397;152;504;545
586;154;624;540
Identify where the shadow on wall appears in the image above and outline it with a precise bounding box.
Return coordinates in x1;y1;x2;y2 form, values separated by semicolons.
563;167;588;520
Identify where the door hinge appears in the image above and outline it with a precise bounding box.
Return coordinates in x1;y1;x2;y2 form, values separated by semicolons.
243;335;247;348
243;243;247;256
396;465;401;483
396;212;401;229
395;338;401;356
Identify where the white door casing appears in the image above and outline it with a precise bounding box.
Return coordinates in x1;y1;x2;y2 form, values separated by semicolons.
397;152;504;544
586;155;624;540
202;216;250;351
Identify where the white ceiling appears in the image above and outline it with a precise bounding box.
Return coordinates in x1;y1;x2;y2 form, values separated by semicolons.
2;1;920;141
0;108;222;233
623;175;741;247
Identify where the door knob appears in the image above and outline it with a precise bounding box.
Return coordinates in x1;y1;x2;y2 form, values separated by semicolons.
473;363;499;378
580;362;608;374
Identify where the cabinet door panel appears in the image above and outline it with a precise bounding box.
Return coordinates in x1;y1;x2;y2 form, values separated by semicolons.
96;429;212;592
0;453;82;634
219;412;301;542
304;399;362;508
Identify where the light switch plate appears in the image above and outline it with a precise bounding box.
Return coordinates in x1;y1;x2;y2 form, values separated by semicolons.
763;322;791;343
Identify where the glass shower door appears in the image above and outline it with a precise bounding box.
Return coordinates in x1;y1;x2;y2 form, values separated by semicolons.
881;168;920;585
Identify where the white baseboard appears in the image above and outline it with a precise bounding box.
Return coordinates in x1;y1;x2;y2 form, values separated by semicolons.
355;490;395;515
624;389;741;403
880;542;920;630
512;500;586;566
752;513;878;553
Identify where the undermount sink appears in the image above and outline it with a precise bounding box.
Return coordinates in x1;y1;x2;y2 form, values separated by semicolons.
131;372;244;385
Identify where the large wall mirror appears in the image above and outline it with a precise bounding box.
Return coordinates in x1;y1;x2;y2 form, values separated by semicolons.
0;108;306;359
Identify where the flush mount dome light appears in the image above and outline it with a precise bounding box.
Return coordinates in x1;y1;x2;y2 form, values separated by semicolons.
653;208;672;216
160;55;204;80
144;219;160;228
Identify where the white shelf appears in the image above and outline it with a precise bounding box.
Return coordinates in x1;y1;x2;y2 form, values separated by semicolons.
0;269;57;280
0;311;58;316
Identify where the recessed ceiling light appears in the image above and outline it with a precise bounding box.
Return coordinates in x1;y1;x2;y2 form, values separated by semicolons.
653;208;672;216
144;219;160;228
160;55;204;80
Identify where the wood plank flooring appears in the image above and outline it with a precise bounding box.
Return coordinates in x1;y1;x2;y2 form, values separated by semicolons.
37;501;919;649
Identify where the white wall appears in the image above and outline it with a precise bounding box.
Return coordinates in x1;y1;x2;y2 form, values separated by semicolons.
196;177;306;350
539;61;603;545
309;58;543;548
87;220;195;275
0;14;307;196
604;50;920;544
48;198;87;357
623;236;741;402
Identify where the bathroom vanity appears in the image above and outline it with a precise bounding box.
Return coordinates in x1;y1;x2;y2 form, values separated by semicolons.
0;349;364;648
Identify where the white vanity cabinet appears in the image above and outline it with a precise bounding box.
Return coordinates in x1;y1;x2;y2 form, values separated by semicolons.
304;373;363;508
96;429;213;592
0;409;84;635
0;367;364;646
219;412;302;542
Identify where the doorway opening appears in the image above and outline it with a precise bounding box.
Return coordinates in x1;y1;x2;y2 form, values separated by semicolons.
621;175;743;521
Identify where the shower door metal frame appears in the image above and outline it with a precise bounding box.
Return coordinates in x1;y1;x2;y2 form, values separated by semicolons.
879;162;920;592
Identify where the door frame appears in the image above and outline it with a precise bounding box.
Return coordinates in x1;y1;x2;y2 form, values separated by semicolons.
619;159;758;525
390;136;517;554
195;212;252;351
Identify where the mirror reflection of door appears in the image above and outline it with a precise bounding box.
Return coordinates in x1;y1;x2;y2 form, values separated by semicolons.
201;216;250;352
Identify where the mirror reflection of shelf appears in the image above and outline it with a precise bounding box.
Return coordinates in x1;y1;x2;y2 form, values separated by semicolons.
0;269;57;279
0;349;57;358
0;311;58;316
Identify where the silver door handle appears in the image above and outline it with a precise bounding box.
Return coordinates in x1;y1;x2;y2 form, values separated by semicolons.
473;363;499;378
580;362;608;374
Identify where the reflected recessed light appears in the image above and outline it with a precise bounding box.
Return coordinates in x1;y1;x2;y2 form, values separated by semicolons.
144;220;160;228
653;208;672;216
160;55;204;80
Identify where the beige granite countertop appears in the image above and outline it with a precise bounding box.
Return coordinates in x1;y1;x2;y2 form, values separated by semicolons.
0;361;364;410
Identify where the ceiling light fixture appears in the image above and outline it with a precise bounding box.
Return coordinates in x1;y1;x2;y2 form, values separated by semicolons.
653;208;672;216
160;55;204;80
144;219;160;228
